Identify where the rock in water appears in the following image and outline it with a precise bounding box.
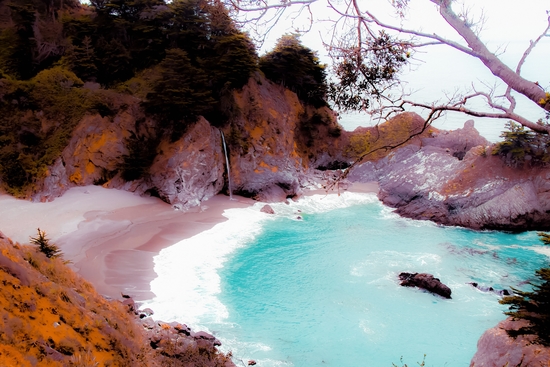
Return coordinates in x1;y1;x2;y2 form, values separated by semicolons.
398;272;452;299
260;204;275;214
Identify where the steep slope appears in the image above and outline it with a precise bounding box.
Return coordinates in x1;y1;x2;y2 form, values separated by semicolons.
0;231;233;366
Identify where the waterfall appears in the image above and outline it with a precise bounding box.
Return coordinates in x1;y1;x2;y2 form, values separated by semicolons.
220;131;234;200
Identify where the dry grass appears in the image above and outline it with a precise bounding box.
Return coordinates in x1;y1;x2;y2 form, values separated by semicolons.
0;237;148;366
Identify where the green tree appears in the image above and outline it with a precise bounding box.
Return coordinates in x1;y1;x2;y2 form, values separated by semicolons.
0;3;36;79
143;48;215;137
95;37;133;86
211;32;258;90
259;34;327;107
66;36;98;82
328;31;408;112
500;267;550;345
30;228;63;259
492;121;550;166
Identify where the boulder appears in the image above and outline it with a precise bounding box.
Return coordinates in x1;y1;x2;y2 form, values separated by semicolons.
260;204;275;214
468;282;511;296
470;318;550;366
192;331;222;347
398;272;452;299
138;307;154;319
145;117;225;210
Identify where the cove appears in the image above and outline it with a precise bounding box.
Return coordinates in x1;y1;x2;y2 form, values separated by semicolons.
144;192;549;367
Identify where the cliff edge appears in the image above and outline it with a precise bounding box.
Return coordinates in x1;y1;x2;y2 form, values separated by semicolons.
349;119;550;231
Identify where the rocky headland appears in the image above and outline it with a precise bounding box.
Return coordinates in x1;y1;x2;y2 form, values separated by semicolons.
348;118;550;231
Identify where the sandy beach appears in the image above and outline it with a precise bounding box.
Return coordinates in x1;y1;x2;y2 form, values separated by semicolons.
0;182;378;301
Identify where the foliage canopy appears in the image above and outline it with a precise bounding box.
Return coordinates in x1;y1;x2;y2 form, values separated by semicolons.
0;0;259;194
259;34;328;108
500;267;550;346
492;121;550;166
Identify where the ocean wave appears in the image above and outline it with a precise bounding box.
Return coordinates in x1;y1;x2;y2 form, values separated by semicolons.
142;191;378;331
266;191;378;219
141;205;269;329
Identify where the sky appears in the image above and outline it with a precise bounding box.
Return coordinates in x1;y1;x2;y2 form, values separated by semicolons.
245;0;550;138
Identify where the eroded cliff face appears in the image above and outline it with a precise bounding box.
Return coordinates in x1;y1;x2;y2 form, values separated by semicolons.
30;75;345;208
223;77;345;201
469;318;550;366
349;120;550;231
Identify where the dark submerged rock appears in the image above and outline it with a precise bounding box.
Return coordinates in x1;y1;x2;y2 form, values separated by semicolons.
399;272;452;299
468;282;511;296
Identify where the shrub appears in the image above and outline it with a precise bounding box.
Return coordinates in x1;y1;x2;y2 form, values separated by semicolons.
492;121;550;166
500;246;550;346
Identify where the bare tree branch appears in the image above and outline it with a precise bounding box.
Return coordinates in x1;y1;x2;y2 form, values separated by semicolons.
227;0;550;134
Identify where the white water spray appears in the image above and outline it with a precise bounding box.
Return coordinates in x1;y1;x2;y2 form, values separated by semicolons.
220;131;233;200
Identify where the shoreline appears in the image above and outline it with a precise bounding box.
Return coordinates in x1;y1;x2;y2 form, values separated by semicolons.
0;182;378;301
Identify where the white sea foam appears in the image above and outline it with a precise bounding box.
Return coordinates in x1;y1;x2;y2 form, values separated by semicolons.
141;205;270;329
531;246;550;258
142;191;377;331
267;191;378;218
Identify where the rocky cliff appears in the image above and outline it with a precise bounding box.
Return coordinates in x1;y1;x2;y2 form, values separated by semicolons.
469;318;550;366
29;75;345;208
349;119;550;231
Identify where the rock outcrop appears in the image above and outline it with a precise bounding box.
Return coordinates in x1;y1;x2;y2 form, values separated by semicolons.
349;120;550;231
398;272;452;299
30;75;345;209
135;117;225;210
470;318;550;366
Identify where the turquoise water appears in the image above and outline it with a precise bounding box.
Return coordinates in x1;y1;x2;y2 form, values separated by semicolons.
145;193;549;367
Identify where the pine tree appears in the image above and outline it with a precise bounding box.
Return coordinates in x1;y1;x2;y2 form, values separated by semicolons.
143;48;215;137
259;34;327;107
500;267;550;345
29;228;63;259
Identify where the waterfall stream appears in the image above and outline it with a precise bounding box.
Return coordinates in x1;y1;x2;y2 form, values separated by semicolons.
220;131;233;200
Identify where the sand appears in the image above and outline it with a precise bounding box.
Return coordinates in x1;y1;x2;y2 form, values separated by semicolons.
0;182;378;301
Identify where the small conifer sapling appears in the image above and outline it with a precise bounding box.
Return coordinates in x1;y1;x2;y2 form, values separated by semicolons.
30;228;62;259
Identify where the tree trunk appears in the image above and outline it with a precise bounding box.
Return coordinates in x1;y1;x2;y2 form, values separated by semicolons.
433;0;549;113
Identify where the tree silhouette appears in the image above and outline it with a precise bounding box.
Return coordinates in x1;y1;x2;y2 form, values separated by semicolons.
30;228;63;259
143;48;215;137
260;34;327;107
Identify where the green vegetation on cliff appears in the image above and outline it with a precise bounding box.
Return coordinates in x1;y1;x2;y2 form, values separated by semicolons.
260;34;328;108
501;266;550;346
492;121;550;167
0;0;259;195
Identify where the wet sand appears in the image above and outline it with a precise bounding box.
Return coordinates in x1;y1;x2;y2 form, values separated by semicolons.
0;182;378;301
